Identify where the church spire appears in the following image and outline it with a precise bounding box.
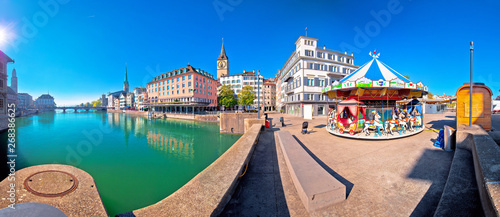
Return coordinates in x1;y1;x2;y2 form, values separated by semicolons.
123;64;129;93
218;39;228;60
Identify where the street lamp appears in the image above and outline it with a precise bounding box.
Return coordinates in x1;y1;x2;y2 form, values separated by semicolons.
469;41;473;126
257;70;260;119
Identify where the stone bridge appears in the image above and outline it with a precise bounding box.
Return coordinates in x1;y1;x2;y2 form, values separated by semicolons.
55;106;107;112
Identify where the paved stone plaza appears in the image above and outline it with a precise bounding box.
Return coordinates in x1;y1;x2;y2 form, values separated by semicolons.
224;112;461;216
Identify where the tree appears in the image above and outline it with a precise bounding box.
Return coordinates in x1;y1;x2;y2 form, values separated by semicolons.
85;102;91;107
92;100;102;107
403;75;410;80
219;85;237;108
238;85;255;106
79;103;84;107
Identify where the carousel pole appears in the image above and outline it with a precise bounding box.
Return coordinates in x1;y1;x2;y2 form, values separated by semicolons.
469;41;473;126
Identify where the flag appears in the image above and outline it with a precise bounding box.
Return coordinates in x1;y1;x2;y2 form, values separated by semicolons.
305;27;307;31
374;49;377;53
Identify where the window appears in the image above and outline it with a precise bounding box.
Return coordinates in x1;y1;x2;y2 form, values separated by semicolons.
167;80;169;84
314;63;320;70
182;83;185;88
188;82;191;87
319;79;325;87
177;84;179;89
317;52;324;58
328;54;334;60
308;63;313;69
307;78;314;86
167;86;169;90
163;81;165;85
183;76;185;81
177;77;179;82
305;50;313;57
188;75;192;80
172;78;175;83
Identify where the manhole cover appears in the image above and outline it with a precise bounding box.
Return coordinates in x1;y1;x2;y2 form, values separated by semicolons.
24;170;78;197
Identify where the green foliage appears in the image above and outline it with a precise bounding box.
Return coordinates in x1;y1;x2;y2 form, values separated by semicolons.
85;102;91;107
92;100;102;107
219;85;237;108
238;85;255;106
403;75;410;80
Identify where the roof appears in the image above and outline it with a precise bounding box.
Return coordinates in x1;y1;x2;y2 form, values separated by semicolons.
149;65;215;84
7;87;16;95
37;94;54;99
218;43;228;60
0;50;14;63
340;57;411;83
108;90;126;97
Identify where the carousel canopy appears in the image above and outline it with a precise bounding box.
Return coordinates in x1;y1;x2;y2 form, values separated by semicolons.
322;51;428;95
340;57;410;83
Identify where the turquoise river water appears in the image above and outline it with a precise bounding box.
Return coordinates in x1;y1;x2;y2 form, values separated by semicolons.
0;111;241;216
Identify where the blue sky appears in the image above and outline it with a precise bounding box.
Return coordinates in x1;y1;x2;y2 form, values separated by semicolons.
0;0;499;105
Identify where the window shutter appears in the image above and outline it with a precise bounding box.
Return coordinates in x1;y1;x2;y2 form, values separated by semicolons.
314;77;319;86
303;77;308;86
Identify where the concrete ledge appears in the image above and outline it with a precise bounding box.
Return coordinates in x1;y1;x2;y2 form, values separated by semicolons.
276;131;346;211
119;124;262;216
0;164;107;217
435;125;500;217
244;118;265;133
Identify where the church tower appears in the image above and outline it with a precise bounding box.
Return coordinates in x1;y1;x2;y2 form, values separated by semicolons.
217;40;229;79
11;68;17;93
123;66;129;93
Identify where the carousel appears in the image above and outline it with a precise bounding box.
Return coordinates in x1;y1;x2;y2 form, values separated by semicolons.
323;51;428;140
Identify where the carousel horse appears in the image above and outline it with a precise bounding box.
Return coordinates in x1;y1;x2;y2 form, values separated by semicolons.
408;116;417;132
363;120;387;136
385;119;399;135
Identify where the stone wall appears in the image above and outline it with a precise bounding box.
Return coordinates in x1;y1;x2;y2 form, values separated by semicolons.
220;113;258;134
435;125;500;216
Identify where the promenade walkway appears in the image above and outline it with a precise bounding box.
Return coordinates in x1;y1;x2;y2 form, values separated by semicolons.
224;112;463;216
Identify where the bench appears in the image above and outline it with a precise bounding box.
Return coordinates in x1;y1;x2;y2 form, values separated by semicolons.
277;131;346;211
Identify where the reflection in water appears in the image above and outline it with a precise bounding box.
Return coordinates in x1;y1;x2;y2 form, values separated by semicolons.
2;111;241;216
148;130;195;160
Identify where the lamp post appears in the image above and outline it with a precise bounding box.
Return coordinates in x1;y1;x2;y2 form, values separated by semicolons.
257;70;261;119
469;41;473;126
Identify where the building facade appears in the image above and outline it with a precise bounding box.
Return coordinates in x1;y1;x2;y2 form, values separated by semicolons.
220;70;264;109
146;65;217;113
276;36;359;116
263;78;276;111
35;94;56;109
0;50;14;131
18;93;34;109
133;87;147;110
100;94;108;107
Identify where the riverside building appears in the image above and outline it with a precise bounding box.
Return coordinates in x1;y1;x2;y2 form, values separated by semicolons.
219;70;263;109
276;36;359;116
146;65;217;113
0;50;14;131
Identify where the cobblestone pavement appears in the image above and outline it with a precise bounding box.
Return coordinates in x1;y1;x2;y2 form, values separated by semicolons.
269;112;456;217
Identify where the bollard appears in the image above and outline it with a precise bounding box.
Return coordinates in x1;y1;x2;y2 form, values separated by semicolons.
280;117;285;127
443;125;456;151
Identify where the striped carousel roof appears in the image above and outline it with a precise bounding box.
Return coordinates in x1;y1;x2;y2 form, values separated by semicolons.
340;53;411;83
